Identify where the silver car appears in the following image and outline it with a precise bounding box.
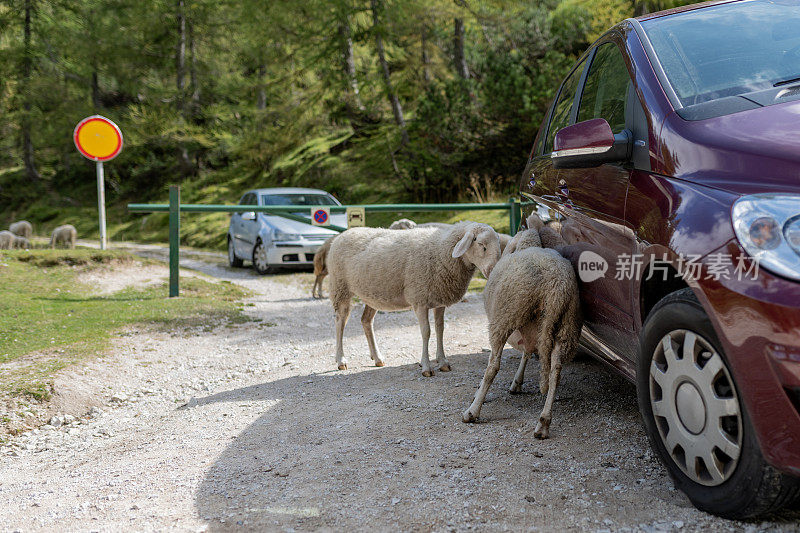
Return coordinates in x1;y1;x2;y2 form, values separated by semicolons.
227;187;344;274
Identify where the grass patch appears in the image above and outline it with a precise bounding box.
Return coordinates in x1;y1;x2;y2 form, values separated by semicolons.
0;249;251;398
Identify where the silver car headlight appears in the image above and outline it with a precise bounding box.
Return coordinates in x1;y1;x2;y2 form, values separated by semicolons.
732;194;800;281
272;230;301;242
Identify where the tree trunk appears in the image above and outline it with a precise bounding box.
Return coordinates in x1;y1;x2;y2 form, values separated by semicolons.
453;18;469;79
22;0;40;182
633;1;650;16
188;16;200;119
256;63;267;110
176;0;186;115
91;70;100;109
338;19;363;110
175;0;191;175
421;24;431;85
370;0;409;145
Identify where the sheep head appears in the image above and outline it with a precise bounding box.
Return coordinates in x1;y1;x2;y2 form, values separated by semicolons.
451;223;501;279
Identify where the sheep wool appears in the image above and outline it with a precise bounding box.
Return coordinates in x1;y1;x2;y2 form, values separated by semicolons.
327;222;501;376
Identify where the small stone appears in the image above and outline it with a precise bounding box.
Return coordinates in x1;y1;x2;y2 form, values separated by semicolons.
89;407;103;417
391;498;401;505
672;521;684;529
111;394;128;403
524;495;535;503
48;416;63;427
62;414;75;425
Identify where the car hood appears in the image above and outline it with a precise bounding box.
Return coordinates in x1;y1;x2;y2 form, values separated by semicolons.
262;213;347;234
660;99;800;196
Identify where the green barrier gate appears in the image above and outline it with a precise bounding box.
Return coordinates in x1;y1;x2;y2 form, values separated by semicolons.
129;188;522;297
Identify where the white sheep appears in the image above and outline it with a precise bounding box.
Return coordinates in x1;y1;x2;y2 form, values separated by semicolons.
0;230;15;250
327;222;501;375
463;245;582;439
51;225;77;249
388;218;416;230
13;236;30;249
9;220;33;239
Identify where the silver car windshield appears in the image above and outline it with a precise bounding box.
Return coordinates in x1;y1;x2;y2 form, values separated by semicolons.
261;194;337;206
642;0;800;107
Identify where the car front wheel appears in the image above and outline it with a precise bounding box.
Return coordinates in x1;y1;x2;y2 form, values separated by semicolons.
252;240;277;275
228;237;243;268
638;288;800;519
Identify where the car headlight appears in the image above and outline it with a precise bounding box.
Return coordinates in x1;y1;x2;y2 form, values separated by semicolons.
272;230;302;242
732;194;800;281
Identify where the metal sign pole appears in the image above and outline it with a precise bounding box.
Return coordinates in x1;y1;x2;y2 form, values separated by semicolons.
96;161;107;250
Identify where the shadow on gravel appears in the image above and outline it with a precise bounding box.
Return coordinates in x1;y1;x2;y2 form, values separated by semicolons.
192;349;800;530
192;349;727;531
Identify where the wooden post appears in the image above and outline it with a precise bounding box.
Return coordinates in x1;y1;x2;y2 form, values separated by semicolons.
169;185;180;297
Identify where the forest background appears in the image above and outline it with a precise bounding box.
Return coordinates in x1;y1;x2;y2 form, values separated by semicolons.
0;0;691;248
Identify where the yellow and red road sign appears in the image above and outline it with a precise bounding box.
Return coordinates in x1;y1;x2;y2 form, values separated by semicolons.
73;115;123;162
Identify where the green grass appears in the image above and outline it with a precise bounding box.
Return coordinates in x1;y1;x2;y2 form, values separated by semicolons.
0;249;252;399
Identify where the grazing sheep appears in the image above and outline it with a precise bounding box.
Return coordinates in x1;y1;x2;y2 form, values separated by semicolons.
0;230;14;250
312;236;336;299
501;229;541;258
50;225;77;249
13;236;30;249
463;246;581;439
327;222;501;375
9;220;33;239
388;218;416;230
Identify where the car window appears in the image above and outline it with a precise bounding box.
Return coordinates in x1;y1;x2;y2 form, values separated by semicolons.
544;58;587;154
238;193;251;205
577;43;631;133
642;0;800;107
242;193;257;205
261;194;336;206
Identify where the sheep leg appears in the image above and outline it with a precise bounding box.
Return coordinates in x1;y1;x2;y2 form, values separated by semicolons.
534;342;563;439
333;297;352;371
414;305;434;377
509;352;532;394
462;336;505;422
312;276;322;299
361;305;384;367
433;306;450;372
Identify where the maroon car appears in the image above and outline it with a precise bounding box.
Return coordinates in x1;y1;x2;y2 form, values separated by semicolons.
520;0;800;518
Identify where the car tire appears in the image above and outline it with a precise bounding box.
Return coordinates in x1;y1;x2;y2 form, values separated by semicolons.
637;288;800;519
228;237;243;268
252;240;277;275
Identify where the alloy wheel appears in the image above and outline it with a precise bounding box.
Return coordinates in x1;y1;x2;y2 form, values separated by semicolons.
649;329;742;486
253;242;270;272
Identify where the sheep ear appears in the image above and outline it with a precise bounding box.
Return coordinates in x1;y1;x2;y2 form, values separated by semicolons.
452;228;475;258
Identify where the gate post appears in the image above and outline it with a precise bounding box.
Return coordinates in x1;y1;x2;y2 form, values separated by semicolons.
169;185;180;297
508;197;521;236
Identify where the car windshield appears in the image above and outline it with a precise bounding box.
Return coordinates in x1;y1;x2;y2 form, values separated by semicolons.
261;193;336;206
642;0;800;107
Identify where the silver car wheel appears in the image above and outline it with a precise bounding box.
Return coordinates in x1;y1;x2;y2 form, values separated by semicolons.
649;329;742;486
253;242;269;271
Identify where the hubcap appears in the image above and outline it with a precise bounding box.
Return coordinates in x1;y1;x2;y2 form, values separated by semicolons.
254;243;268;270
649;330;742;486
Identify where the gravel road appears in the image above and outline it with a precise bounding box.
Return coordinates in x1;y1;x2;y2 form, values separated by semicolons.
1;248;798;532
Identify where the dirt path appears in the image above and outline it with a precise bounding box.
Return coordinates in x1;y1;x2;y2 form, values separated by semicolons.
1;247;797;531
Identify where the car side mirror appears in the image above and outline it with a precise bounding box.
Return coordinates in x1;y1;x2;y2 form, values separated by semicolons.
241;211;256;221
552;118;632;169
